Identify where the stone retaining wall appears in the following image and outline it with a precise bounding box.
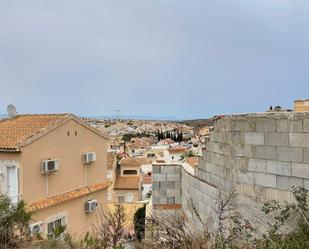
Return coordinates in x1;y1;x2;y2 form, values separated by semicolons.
152;112;309;233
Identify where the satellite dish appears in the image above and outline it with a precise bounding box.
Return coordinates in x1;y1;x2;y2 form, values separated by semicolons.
7;104;17;117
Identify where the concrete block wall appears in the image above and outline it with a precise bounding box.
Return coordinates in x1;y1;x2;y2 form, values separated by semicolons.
152;163;182;205
152;112;309;234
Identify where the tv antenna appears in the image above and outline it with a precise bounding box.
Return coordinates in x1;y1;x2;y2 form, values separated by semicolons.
110;109;120;119
7;104;17;118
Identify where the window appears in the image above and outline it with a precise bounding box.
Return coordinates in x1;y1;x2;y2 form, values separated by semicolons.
47;216;66;240
126;193;134;202
108;193;112;201
118;196;125;203
107;170;112;179
147;153;156;158
123;170;137;175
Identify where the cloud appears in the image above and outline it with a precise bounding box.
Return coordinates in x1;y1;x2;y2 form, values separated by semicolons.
0;0;308;119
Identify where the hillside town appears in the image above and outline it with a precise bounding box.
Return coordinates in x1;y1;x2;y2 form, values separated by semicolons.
1;1;308;247
1;100;309;248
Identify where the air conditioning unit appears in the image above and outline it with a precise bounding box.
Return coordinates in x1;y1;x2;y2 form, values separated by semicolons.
41;159;59;174
84;200;98;213
84;152;96;164
29;221;44;236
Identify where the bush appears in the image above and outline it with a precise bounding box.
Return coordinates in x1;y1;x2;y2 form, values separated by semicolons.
134;205;146;241
0;195;32;248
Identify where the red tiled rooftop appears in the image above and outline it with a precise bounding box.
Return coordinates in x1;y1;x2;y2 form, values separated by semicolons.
28;181;112;211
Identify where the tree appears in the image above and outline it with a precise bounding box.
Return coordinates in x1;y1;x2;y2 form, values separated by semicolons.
0;195;32;248
134;205;146;241
92;204;128;249
180;150;196;160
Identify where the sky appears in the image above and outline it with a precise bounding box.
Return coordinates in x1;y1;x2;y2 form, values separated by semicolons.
0;0;309;120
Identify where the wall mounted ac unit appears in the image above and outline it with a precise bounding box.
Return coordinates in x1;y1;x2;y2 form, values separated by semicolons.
29;221;44;236
84;200;98;213
84;152;96;164
41;159;59;174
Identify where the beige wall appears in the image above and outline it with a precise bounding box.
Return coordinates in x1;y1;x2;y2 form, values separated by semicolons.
0;118;109;238
32;189;107;239
21;119;107;202
295;100;309;112
112;189;140;203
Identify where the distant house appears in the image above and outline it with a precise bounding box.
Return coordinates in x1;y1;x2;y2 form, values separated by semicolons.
112;157;151;203
0;114;111;238
164;147;189;162
294;99;309;112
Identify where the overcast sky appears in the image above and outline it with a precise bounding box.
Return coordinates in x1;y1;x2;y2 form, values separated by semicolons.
0;1;308;119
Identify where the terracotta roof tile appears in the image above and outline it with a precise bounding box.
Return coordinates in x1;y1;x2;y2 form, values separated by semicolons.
143;175;152;184
186;157;199;167
0;114;70;150
153;204;182;210
167;147;188;154
28;181;111;211
120;157;151;167
114;176;140;190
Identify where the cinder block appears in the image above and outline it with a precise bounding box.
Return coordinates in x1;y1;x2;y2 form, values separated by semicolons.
235;144;256;158
244;132;264;145
277;147;303;162
152;182;159;189
292;162;309;178
211;132;226;143
277;190;291;204
209;152;225;165
152;165;161;174
166;189;180;197
256;118;276;132
206;163;225;178
159;197;167;204
235;120;255;132
303;119;309;132
167;173;181;181
304;179;309;190
255;145;276;160
265;188;278;201
266;160;291;176
254;185;266;201
235;184;244;194
248;158;267;173
152;197;160;205
152;173;167;181
174;165;181;174
161;166;175;174
304;149;309;163
207;142;224;154
254;173;276;188
265;132;289;146
238;171;254;184
289;133;309;148
226;131;242;143
276;176;304;191
236;157;249;171
243;184;255;197
159;181;175;189
277;120;302;132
